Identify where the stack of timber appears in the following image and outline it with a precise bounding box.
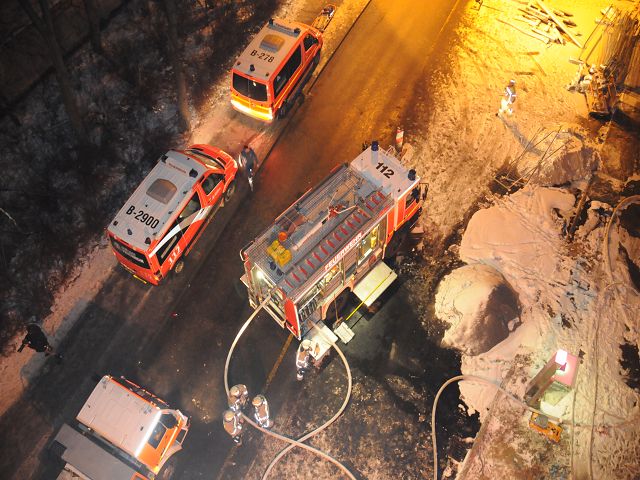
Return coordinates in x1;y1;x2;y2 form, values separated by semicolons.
500;0;581;46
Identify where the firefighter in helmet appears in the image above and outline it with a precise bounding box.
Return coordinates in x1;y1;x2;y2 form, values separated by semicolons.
228;384;249;412
296;339;313;381
222;409;244;445
252;394;273;429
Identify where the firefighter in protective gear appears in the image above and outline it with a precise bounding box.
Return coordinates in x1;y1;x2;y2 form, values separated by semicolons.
497;79;517;116
222;409;244;445
228;384;249;412
296;339;313;381
252;395;273;428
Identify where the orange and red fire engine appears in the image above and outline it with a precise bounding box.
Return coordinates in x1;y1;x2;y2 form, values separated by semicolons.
241;142;425;357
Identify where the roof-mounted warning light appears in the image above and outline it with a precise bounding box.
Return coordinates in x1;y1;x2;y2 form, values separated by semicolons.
267;19;301;37
250;64;255;72
555;349;568;370
371;140;379;151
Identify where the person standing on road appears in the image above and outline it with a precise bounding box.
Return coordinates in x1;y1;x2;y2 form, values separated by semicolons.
252;395;273;428
239;145;258;191
18;323;63;363
228;384;249;412
497;79;517;117
222;409;244;445
295;339;313;381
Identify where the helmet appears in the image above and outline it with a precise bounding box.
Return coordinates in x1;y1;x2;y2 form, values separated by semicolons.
509;79;516;85
230;385;240;397
301;339;312;351
223;410;235;422
252;395;265;407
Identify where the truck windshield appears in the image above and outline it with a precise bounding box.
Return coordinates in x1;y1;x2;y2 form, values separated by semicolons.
147;413;177;449
109;237;150;269
233;73;268;102
148;421;166;449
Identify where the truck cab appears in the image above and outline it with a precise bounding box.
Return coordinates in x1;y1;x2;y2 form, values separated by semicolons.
51;375;189;480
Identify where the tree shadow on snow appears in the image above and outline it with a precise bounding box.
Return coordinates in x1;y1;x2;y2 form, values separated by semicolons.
497;115;536;151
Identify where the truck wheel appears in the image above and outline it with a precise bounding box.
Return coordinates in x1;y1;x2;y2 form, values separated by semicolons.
174;260;184;274
224;180;236;204
156;454;179;480
156;462;173;480
278;101;289;119
384;229;408;260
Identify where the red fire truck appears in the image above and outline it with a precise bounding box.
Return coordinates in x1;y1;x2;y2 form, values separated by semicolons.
240;142;425;357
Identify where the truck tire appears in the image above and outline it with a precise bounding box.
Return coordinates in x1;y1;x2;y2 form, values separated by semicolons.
224;180;236;204
384;230;407;260
278;101;289;119
174;260;184;274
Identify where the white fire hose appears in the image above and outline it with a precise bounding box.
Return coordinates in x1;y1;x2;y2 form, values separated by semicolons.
431;374;563;480
223;294;356;480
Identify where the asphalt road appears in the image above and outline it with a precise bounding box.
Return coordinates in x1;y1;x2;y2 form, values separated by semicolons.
0;0;476;478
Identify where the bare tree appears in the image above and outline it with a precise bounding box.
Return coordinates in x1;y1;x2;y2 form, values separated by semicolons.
21;0;88;144
161;0;190;131
83;0;103;54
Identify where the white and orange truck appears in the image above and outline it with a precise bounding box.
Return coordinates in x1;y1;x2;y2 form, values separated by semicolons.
50;375;189;480
230;17;323;122
240;142;426;359
107;144;238;285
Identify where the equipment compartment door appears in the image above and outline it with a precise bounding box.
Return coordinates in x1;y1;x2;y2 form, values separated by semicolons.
355;222;384;282
353;261;397;307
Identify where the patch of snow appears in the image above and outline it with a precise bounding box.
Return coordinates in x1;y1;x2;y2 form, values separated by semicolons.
447;185;640;478
435;264;520;356
460;187;575;299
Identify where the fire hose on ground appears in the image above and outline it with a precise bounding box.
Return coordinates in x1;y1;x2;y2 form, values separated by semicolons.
432;372;640;480
431;374;563;480
223;294;356;480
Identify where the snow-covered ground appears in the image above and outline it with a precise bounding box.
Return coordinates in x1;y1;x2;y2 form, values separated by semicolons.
436;186;640;478
424;0;640;477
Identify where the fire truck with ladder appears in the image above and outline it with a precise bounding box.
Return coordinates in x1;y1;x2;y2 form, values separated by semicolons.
240;142;426;359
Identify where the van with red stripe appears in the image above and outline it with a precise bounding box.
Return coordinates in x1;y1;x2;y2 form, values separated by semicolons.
107;144;237;285
230;18;322;122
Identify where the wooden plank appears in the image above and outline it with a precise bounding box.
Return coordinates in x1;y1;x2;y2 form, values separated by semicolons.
521;6;549;22
532;28;557;41
535;0;582;47
515;16;540;28
497;17;550;43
